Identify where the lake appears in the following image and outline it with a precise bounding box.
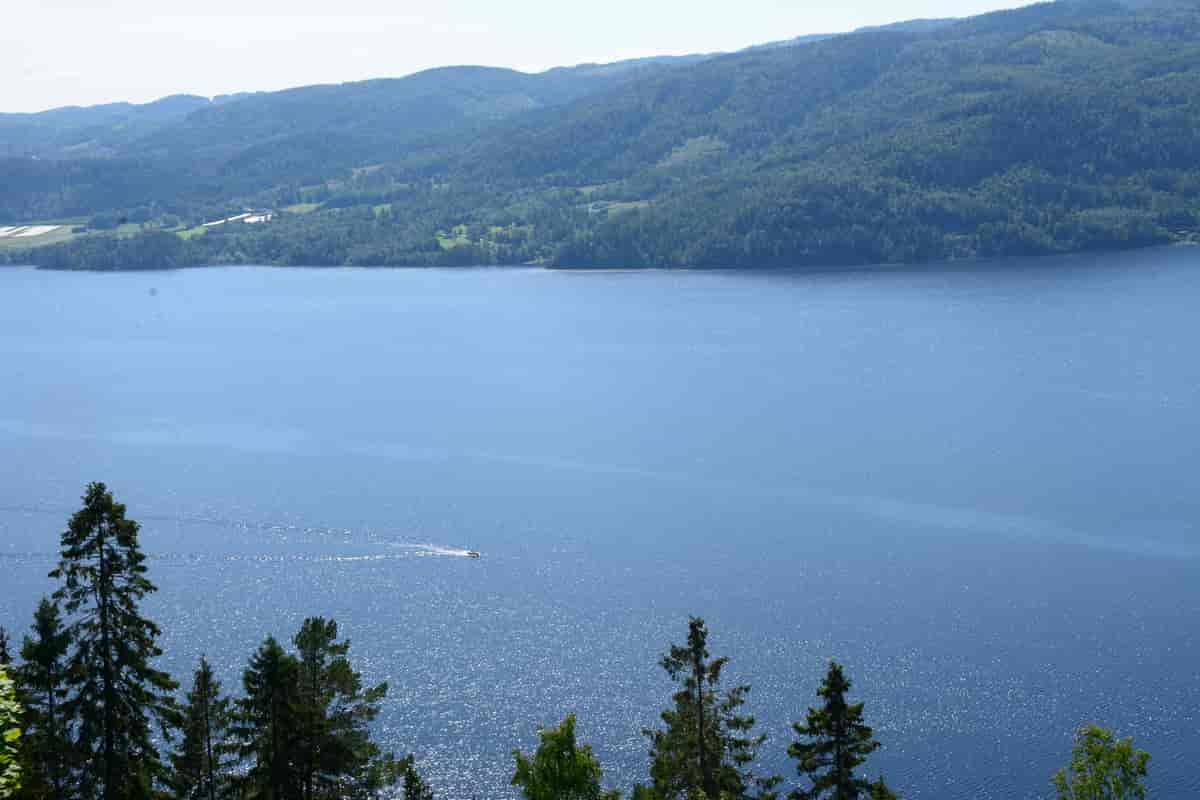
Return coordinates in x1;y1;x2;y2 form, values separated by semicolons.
1;248;1198;798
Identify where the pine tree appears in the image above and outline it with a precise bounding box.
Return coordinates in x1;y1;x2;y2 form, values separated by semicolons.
294;618;347;800
0;630;11;666
16;598;72;800
168;658;233;800
788;662;882;800
231;637;302;800
511;714;619;800
291;618;400;800
49;482;179;800
642;617;778;800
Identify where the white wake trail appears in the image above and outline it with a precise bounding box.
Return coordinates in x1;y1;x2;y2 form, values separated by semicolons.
389;542;478;558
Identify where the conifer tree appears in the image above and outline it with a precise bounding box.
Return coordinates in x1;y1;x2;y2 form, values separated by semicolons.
642;617;779;800
168;658;233;800
867;779;896;800
231;637;302;800
788;662;887;800
400;759;434;800
292;618;401;800
0;630;11;666
294;618;347;800
16;598;72;800
49;482;178;800
512;714;619;800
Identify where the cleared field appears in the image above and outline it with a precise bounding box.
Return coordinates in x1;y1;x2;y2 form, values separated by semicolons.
176;226;208;240
657;135;727;167
115;223;147;237
585;200;651;217
0;225;63;238
0;224;77;250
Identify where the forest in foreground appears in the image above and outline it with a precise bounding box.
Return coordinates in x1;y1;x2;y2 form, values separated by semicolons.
4;0;1200;270
0;484;1152;800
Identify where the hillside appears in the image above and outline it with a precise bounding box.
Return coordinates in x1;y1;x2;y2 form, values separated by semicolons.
0;94;241;159
0;57;701;225
6;0;1200;269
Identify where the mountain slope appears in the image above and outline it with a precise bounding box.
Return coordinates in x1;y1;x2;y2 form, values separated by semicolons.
0;57;707;221
8;0;1200;269
0;95;230;159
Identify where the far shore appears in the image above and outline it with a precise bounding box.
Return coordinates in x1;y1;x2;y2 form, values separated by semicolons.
4;241;1197;277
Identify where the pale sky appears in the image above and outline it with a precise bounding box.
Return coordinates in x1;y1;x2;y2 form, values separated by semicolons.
3;0;1035;113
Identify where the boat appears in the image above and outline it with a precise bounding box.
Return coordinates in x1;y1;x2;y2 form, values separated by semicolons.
466;550;481;558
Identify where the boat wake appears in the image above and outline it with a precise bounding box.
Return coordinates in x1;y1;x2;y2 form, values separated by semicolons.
389;543;480;558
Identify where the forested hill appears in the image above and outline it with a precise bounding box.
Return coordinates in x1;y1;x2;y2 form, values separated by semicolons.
6;0;1200;269
0;57;702;223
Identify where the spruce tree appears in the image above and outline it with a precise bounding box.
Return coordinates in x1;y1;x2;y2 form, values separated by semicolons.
49;482;178;800
867;780;896;800
231;637;302;800
788;662;885;800
168;658;233;800
400;759;434;800
16;598;72;800
642;617;778;800
0;629;11;666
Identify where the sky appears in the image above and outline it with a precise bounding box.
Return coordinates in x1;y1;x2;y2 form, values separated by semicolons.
3;0;1035;113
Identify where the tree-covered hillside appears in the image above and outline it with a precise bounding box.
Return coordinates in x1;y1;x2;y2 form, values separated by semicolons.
5;0;1200;269
0;94;245;160
0;58;701;225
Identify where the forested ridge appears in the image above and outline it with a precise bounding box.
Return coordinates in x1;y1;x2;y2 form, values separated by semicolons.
5;0;1200;269
0;484;1153;800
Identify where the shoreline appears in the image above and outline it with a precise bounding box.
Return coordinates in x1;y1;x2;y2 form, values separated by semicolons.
4;241;1196;276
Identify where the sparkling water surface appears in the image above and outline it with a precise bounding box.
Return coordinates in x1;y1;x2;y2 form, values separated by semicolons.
1;250;1198;798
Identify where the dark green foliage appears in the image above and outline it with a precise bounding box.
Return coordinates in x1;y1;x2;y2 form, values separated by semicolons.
400;760;434;800
15;599;71;800
642;617;778;800
230;622;402;800
168;658;234;800
231;637;302;800
788;662;881;800
512;713;619;800
292;617;400;800
27;231;201;271
0;630;11;666
866;780;896;800
48;482;179;800
1052;724;1149;800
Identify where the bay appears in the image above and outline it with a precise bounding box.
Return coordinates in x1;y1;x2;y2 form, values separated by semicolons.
1;248;1198;798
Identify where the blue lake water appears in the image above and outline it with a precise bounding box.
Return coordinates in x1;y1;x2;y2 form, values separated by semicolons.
1;249;1198;798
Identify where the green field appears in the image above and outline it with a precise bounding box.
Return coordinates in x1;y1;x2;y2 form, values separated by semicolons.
436;224;470;250
176;225;209;240
114;223;147;238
